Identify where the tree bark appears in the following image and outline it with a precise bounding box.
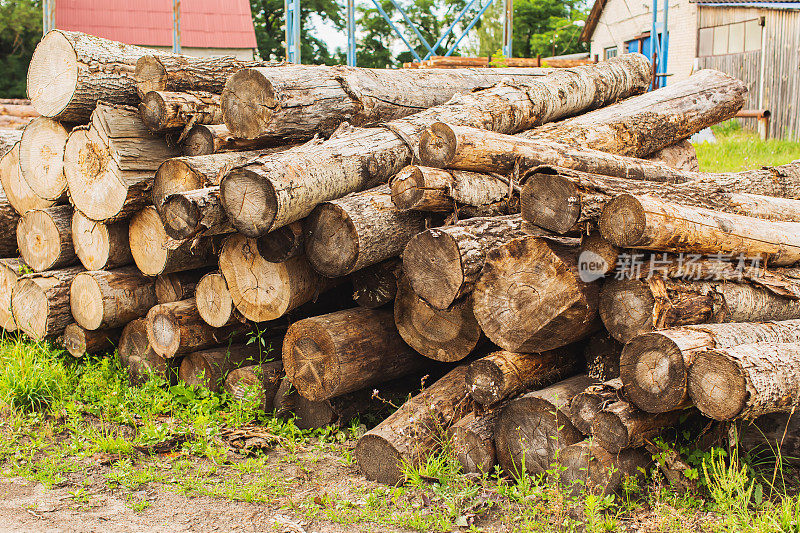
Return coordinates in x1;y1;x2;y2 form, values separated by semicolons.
71;210;132;270
139;90;222;132
0;258;26;331
11;266;84;340
394;275;482;362
559;441;651;496
465;348;581;407
0;130;21;157
473;235;598;352
448;410;499;474
161;186;232;240
283;307;430;402
70;267;158;330
195;271;236;328
257;221;305;263
179;342;278;393
646;140;699;171
1;144;56;215
390;165;512;213
570;380;626;436
622;319;800;415
0;187;20;257
155;268;210;304
584;331;623;381
17;205;76;272
351;258;401;308
18;117;70;201
118;318;181;386
592;401;687;454
224;361;285;412
355;365;473;484
62;323;121;357
219;54;651;237
181;124;273;157
134;54;263;95
494;374;598;476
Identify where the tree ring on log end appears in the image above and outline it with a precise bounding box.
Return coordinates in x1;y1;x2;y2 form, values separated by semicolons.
63;323;88;357
129;207;170;277
419;122;457;168
27;30;79;118
0;262;20;332
17;209;62;272
592;411;631;454
135;56;168;95
599;194;647;247
196;272;233;327
152;159;205;212
12;279;48;340
522;172;582;234
303;203;359;277
403;230;463;310
149;311;179;358
162;193;201;240
72;211;112;270
688;351;747;420
179;353;214;389
19;117;70;201
465;360;505;405
283;322;340;401
599;279;656;343
221;69;277;139
620;332;687;413
139;91;171;131
70;273;105;330
390;166;426;210
220;168;277;238
355;434;405;485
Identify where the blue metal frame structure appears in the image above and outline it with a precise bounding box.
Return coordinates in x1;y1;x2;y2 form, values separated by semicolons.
286;0;302;63
650;0;669;88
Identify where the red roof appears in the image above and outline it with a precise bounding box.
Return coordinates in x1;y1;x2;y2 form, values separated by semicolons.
55;0;257;49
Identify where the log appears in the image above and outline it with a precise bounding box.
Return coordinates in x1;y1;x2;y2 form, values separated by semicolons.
0;129;22;157
139;90;222;132
224;362;285;412
473;235;598;352
394;275;482;362
161;186;231;240
600;277;800;344
179;342;278;393
71;210;132;270
559;441;650;496
390;165;510;213
17;205;76;272
646;140;699;171
351;258;400;308
570;380;625;436
129;206;217;276
688;342;800;420
134;54;262;95
0;144;55;215
220;54;651;237
154;269;208;304
494;374;597;476
27;30;173;121
218;233;340;322
738;413;800;464
0;258;26;331
62;323;120;357
118;318;181;386
402;215;533;310
145;298;248;358
181;124;271;156
195;271;236;328
448;410;499;474
584;331;623;381
579;231;620;279
355;366;473;484
257;221;305;263
70;267;158;330
465;348;581;406
11;266;84;340
283;307;430;401
18;117;70;201
0;187;20;257
591;401;687;454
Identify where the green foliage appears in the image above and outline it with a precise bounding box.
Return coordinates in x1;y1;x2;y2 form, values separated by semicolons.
514;0;587;58
0;0;42;98
694;123;800;173
0;337;71;412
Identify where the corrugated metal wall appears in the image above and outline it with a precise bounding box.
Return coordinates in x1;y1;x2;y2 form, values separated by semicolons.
698;51;761;110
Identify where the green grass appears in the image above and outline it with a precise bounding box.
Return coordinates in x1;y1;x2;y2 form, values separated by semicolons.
694;120;800;173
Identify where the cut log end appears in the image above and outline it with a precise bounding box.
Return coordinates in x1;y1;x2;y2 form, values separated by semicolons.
139;91;171;131
303;203;358;277
354;434;406;485
162;193;201;240
599;279;656;343
592;410;634;454
11;279;49;340
465;359;505;405
403;230;463;310
598;194;647;247
181;125;215;156
195;272;234;327
390;166;427;211
19;117;70;201
118;318;178;386
620;332;688;413
17;208;70;272
221;69;276;140
418;122;457;168
62;323;119;357
135;55;168;95
521;171;582;234
152;159;205;212
149;310;180;358
687;351;747;420
257;221;305;263
220;168;276;237
69;273;104;331
283;322;339;401
27;30;79;118
178;352;217;389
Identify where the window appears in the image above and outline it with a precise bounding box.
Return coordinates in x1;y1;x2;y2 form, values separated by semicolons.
604;46;618;60
698;19;762;56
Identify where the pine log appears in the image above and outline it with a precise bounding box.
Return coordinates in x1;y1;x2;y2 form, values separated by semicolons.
181;124;271;156
600;277;800;344
18;117;70;201
570;380;625;435
224;361;285;412
71;210;132;270
646;140;699;171
402;215;533;310
351;258;400;309
390;165;511;213
473;235;598;352
356;366;473;484
394;275;482;362
1;144;56;215
118;318;181;386
62;323;121;357
584;331;623;381
139;90;222;132
17;205;76;272
161;186;232;240
27;30;173;121
494;374;598;476
0;258;26;331
466;348;581;406
129;206;217;276
134;54;262;95
257;221;305;263
283;307;430;401
11;266;83;340
592;401;687;454
146;298;248;358
195;271;236;328
179;342;278;393
448;410;499;474
70;267;158;330
559;441;651;496
218;233;341;322
220;54;651;237
0;187;19;257
154;269;208;304
0;130;21;157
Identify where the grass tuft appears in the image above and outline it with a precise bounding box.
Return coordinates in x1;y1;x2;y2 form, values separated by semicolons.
0;337;71;412
694;121;800;173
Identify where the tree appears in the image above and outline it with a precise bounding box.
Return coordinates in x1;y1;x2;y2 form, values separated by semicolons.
514;0;587;58
0;0;42;98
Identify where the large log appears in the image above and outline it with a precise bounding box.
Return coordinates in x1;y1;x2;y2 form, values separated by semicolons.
351;258;400;308
355;366;472;484
688;342;800;421
1;144;56;215
18;117;70;201
283;307;430;401
179;343;278;393
71;210;132;270
0;258;26;331
17;205;76;272
139;90;222;132
257;221;305;263
224;361;285;412
118;318;181;386
473;235;598;352
559;441;651;496
62;323;121;357
195;271;236;328
27;30;172;121
155;269;208;304
621;319;800;414
579;230;620;279
448;410;499;474
220;54;651;237
181;124;271;156
70;267;158;330
465;348;581;406
12;266;84;340
394;276;482;362
591;401;687;454
494;374;597;476
304;184;428;277
161;186;232;240
134;54;262;95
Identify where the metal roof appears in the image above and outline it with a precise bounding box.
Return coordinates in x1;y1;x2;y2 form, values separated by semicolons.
55;0;257;49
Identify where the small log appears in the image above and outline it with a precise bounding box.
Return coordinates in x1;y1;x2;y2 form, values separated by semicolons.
351;258;400;308
181;124;271;156
71;210;132;270
62;323;121;357
155;268;210;304
161;186;232;240
134;54;262;95
585;331;623;381
257;221;305;263
579;230;620;279
570;379;625;435
18;117;70;202
494;374;598;476
70;267;158;330
11;266;84;340
139;90;222;131
592;401;687;454
118;318;181;386
465;348;581;406
0;258;26;331
390;165;510;213
448;410;499;474
473;235;598;352
195;271;236;327
179;342;278;392
224;361;285;412
283;307;430;401
17;205;76;272
645;140;699;171
0;144;55;215
356;366;473;484
559;441;651;496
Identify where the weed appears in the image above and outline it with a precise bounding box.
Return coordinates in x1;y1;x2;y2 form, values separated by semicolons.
0;338;71;412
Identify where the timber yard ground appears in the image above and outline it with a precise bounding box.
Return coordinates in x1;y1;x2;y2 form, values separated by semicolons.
2;125;800;533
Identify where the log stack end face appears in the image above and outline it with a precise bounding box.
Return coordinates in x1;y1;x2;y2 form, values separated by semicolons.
403;229;463;310
620;332;688;413
355;433;406;485
19;117;70;201
26;30;79;119
12;279;48;340
17;209;65;272
418;122;458;168
687;350;748;420
598;279;657;343
303;204;359;277
220;166;277;238
598;193;647;247
221;69;277;140
69;273;104;330
282;320;339;401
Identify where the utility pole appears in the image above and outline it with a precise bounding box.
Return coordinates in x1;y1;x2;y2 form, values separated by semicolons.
285;0;301;63
172;0;181;53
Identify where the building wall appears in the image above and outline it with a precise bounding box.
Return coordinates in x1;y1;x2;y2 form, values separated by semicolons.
144;46;257;60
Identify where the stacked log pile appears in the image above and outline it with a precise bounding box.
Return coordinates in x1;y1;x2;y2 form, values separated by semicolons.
9;29;799;493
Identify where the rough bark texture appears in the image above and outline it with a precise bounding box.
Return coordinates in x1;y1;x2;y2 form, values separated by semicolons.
195;271;236;328
448;410;499;474
71;210;132;270
224;361;285;413
17;204;76;272
559;441;651;496
350;258;400;308
161;186;232;240
139;90;222;132
592;401;687;454
257;221;305;263
0;187;20;257
0;143;55;215
62;323;121;357
18;117;70;201
570;379;626;435
220;54;651;237
390;165;511;213
134;54;263;95
181;124;272;156
355;366;473;484
70;267;158;330
179;342;278;393
118;318;181;386
283;307;430;401
645;140;699;171
585;331;623;381
0;130;22;157
621;319;800;414
155;268;209;304
0;258;26;331
11;266;84;340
